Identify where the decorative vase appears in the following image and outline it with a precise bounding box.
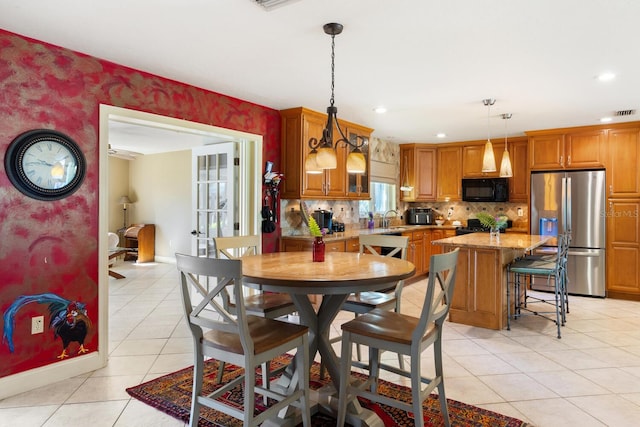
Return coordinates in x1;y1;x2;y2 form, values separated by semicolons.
489;226;500;241
312;236;325;262
368;219;375;229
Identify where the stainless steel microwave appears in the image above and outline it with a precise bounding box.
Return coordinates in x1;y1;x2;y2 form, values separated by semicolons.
461;178;509;202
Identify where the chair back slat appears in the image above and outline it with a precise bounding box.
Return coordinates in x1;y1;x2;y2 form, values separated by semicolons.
214;235;261;259
175;253;254;355
359;234;409;260
414;248;460;342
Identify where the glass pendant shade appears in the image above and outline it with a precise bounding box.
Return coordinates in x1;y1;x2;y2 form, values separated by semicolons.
316;145;337;169
499;112;513;177
482;140;497;172
499;149;513;177
305;151;323;174
346;149;366;174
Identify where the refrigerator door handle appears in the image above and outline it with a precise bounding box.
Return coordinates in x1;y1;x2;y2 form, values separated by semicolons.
566;177;572;233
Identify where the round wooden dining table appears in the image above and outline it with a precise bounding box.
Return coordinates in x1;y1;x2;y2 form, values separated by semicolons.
241;251;415;426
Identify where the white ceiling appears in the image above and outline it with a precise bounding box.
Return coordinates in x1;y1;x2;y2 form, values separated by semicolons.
2;0;639;145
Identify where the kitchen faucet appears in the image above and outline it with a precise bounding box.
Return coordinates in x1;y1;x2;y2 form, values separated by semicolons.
382;209;398;229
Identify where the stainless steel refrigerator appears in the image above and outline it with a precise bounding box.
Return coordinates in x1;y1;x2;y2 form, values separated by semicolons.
530;170;606;297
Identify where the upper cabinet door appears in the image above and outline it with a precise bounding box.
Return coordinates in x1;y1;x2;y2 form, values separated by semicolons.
462;142;505;178
565;130;606;169
529;134;565;170
400;144;436;202
508;139;529;202
346;124;372;199
436;146;462;201
608;127;640;198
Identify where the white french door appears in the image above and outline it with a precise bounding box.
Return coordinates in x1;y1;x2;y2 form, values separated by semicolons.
191;142;238;257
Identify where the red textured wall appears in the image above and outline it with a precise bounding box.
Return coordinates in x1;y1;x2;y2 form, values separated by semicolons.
0;29;282;378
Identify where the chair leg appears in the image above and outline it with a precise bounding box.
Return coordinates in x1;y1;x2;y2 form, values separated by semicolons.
216;360;225;384
337;332;353;427
507;268;511;330
189;354;204;427
244;358;256;426
411;353;424;427
298;337;311;427
434;336;450;427
261;362;270;405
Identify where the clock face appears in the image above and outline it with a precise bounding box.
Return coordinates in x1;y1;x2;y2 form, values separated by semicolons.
21;140;78;190
5;130;86;200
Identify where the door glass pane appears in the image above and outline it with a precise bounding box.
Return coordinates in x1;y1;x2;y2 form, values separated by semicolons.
207;154;218;181
219;153;228;180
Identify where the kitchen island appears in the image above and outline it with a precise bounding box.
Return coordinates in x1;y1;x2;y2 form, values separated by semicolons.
432;233;552;330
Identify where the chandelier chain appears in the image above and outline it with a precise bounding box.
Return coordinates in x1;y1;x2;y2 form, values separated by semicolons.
330;33;336;107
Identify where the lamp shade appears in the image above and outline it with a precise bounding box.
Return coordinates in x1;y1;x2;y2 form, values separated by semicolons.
304;151;323;174
316;146;337;169
346;150;366;174
481;141;497;172
118;195;132;205
499;149;513;177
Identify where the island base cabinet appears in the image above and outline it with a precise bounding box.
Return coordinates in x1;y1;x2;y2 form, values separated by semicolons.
446;246;518;330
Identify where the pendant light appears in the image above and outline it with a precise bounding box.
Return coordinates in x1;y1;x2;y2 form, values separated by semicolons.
400;156;413;192
481;98;497;173
305;23;368;175
500;113;513;177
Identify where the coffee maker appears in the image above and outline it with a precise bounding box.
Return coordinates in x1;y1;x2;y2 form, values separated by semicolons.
312;209;333;234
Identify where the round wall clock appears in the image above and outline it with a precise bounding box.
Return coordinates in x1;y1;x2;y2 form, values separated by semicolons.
4;129;86;201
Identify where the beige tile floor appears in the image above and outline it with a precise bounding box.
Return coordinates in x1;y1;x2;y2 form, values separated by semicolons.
2;260;640;426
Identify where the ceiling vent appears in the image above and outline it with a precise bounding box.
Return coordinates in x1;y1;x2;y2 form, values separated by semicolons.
614;109;636;117
253;0;300;11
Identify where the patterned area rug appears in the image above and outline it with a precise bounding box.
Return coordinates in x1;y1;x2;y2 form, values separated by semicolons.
126;354;531;426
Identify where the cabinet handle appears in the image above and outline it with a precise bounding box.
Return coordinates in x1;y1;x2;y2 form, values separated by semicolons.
560;155;564;167
567;155;571;166
609;184;613;195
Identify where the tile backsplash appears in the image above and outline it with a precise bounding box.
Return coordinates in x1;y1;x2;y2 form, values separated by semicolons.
280;198;529;236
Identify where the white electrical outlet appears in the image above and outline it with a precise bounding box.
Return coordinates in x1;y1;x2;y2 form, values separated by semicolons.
31;316;44;334
517;208;524;217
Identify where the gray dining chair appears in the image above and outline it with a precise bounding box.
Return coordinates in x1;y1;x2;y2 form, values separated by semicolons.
320;234;409;379
175;253;310;427
213;235;298;402
336;248;460;427
507;232;571;338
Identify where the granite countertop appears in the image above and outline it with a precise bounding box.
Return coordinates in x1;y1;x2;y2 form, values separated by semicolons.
431;233;552;251
282;224;457;242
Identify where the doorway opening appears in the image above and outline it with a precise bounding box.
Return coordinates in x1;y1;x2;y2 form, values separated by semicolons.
98;104;262;365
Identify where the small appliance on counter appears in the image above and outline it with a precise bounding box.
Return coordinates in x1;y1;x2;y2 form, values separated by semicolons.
332;221;345;232
312;209;333;234
406;207;434;225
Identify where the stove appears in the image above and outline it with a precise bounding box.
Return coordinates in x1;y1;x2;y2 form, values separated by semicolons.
455;218;510;236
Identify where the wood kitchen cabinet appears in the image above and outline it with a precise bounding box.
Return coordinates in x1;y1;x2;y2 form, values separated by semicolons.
403;230;424;277
606;199;640;298
436;146;462;201
346;124;372;199
279;107;372;199
447;246;505;330
462;141;505;178
507;138;529;202
527;127;605;170
607;127;640;198
399;144;436;202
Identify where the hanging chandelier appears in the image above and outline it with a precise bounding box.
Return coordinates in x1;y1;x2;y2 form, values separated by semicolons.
481;98;497;173
500;113;513;177
305;23;368;175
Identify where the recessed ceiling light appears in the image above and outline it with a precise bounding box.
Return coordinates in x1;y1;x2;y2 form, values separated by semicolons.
600;117;612;122
373;106;387;114
436;133;447;138
597;72;616;82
